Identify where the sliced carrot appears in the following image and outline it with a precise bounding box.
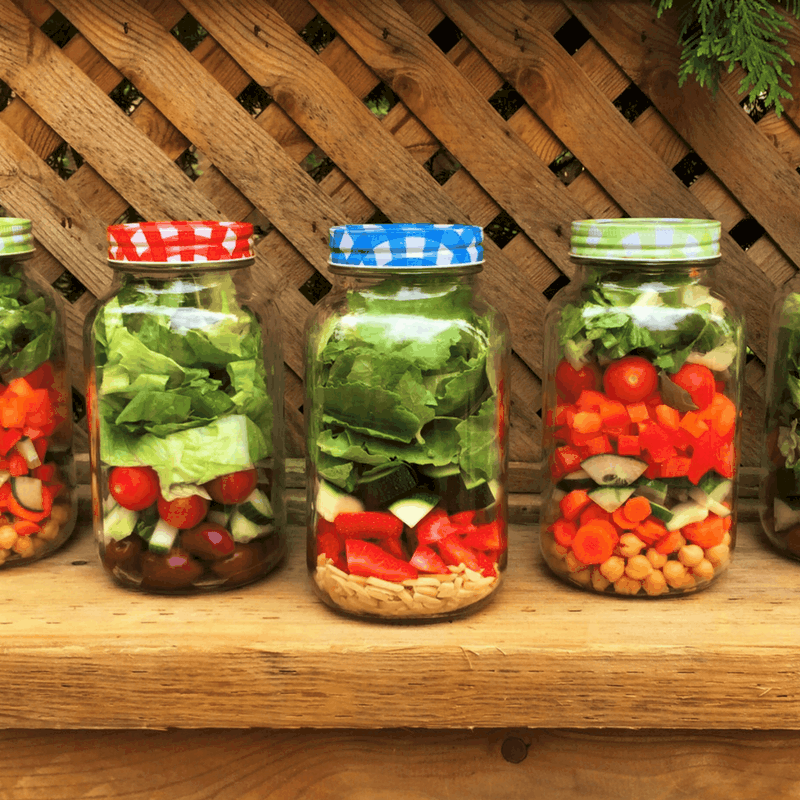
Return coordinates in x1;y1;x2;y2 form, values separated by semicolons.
580;503;612;527
571;520;619;565
654;528;683;554
623;496;651;523
551;518;577;547
559;489;592;521
683;515;726;548
635;517;668;545
13;519;41;536
612;506;639;530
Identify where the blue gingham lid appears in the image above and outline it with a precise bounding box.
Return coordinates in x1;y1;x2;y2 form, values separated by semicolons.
328;223;483;268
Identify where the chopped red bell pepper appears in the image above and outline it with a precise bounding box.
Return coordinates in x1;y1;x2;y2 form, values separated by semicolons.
572;411;602;434
462;519;503;551
655;404;680;430
7;482;53;523
660;456;691;478
639;422;677;462
7;451;27;476
616;434;641;456
25;361;55;390
317;529;344;567
437;534;496;577
345;539;417;582
627;402;650;424
584;434;613;456
25;389;53;429
334;511;404;540
32;463;57;483
6;378;35;402
680;410;709;439
33;437;47;463
600;400;630;436
0;429;22;456
409;545;450;574
382;535;409;561
576;390;607;412
0;396;26;429
416;508;453;545
554;445;583;475
450;510;477;526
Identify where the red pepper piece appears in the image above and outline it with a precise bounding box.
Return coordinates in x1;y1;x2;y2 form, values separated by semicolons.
627;402;650;424
554;445;583;475
600;400;629;436
572;411;602;434
584;434;613;456
409;545;450;574
25;361;55;390
0;484;10;509
6;378;35;403
32;463;57;482
462;519;503;551
0;429;22;456
8;451;27;476
7;483;52;523
576;390;607;412
616;434;641;456
345;539;417;582
437;534;495;577
317;528;346;571
25;389;53;429
660;456;691;478
382;535;409;561
0;395;26;429
416;508;453;545
334;511;404;540
13;519;41;536
639;422;677;462
655;404;680;430
450;510;477;526
33;437;47;463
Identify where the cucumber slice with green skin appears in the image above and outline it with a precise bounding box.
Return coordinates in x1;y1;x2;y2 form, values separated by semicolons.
133;505;159;542
557;470;595;492
148;519;179;554
11;476;43;512
230;509;272;543
104;503;138;542
580;455;648;487
316;480;365;522
588;486;635;513
688;487;731;518
356;463;418;509
389;491;440;528
698;474;732;505
14;437;41;469
418;463;460;478
774;498;800;531
634;479;669;505
665;501;709;531
238;489;273;525
648;502;674;524
207;502;232;527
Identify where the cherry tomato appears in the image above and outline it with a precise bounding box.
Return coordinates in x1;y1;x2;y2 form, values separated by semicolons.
602;356;658;403
205;469;258;505
157;494;210;529
555;359;601;402
670;363;715;410
109;466;160;511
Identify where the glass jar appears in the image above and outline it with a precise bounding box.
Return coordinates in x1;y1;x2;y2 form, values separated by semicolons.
0;218;75;566
305;224;510;621
540;219;744;596
85;221;285;593
760;273;800;558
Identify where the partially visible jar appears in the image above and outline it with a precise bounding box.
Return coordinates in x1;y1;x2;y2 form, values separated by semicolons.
84;221;285;593
540;219;745;596
0;218;75;566
305;224;510;621
760;274;800;558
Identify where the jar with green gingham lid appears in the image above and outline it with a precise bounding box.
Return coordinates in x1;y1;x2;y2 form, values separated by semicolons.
305;223;510;621
540;218;745;596
0;218;76;567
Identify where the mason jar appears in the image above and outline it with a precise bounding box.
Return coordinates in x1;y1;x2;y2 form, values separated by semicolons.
760;273;800;559
305;224;510;620
0;218;75;566
540;219;744;596
85;221;285;593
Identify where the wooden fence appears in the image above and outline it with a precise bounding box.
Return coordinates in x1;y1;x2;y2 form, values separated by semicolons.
0;0;799;469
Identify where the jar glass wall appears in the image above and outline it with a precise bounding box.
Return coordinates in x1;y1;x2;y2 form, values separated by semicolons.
0;218;75;566
305;224;510;621
85;221;285;593
540;219;744;596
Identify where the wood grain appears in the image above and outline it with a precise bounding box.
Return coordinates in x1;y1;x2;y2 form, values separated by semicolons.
1;727;800;799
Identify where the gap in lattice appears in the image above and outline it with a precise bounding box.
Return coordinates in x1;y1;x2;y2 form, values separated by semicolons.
113;206;145;225
171;13;208;52
745;345;756;363
543;273;570;300
298;404;304;414
299;270;333;305
52;270;87;304
363;82;398;120
489;82;525;120
41;11;78;48
365;208;392;225
301;146;336;183
300;14;336;53
0;78;14;114
72;387;86;424
176;146;205;182
672;151;708;187
613;84;652;123
548;149;584;186
742;92;769;123
554;16;591;55
244;209;273;242
729;217;765;250
45;142;84;180
109;79;144;116
485;210;521;249
237;81;273;118
536;407;543;419
429;16;463;53
424;146;461;185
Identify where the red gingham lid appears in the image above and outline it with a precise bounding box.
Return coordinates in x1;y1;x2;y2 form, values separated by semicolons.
107;220;254;264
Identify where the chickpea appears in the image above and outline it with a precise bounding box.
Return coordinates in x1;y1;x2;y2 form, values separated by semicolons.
643;569;668;596
31;536;48;555
0;525;17;550
722;532;732;547
692;558;715;581
37;520;60;542
554;543;570;557
662;560;687;588
625;554;653;581
678;544;704;568
705;543;730;568
0;548;8;565
12;536;34;558
50;503;71;526
614;575;642;595
565;550;588;574
617;533;646;558
681;573;697;590
591;568;611;592
571;567;592;586
599;555;625;583
646;548;668;569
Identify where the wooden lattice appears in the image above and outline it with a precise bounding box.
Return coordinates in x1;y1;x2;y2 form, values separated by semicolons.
1;0;799;470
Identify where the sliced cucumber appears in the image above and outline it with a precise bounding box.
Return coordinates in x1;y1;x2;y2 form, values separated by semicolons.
688;487;731;518
133;505;159;542
238;489;273;525
665;501;709;531
316;480;365;522
581;455;648;487
14;437;41;469
207;502;232;527
698;474;732;505
556;469;595;492
11;476;43;512
356;463;418;509
389;491;439;528
103;502;138;542
588;486;635;513
418;463;460;478
230;509;271;543
0;470;10;489
649;502;674;524
774;497;800;531
634;478;669;505
148;519;179;554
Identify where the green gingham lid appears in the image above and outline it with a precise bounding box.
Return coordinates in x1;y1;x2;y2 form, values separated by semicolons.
570;218;721;261
0;218;34;256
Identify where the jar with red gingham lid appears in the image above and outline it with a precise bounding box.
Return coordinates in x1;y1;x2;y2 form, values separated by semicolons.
84;220;285;593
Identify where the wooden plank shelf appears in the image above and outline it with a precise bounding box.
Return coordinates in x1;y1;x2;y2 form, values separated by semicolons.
1;491;797;732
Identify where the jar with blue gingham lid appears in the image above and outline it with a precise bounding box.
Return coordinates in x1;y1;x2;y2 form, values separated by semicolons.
539;218;745;596
305;223;510;621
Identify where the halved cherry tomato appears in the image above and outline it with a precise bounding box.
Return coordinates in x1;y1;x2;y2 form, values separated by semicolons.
669;363;715;410
157;494;209;529
109;466;160;511
555;359;601;403
603;356;658;403
205;469;258;505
